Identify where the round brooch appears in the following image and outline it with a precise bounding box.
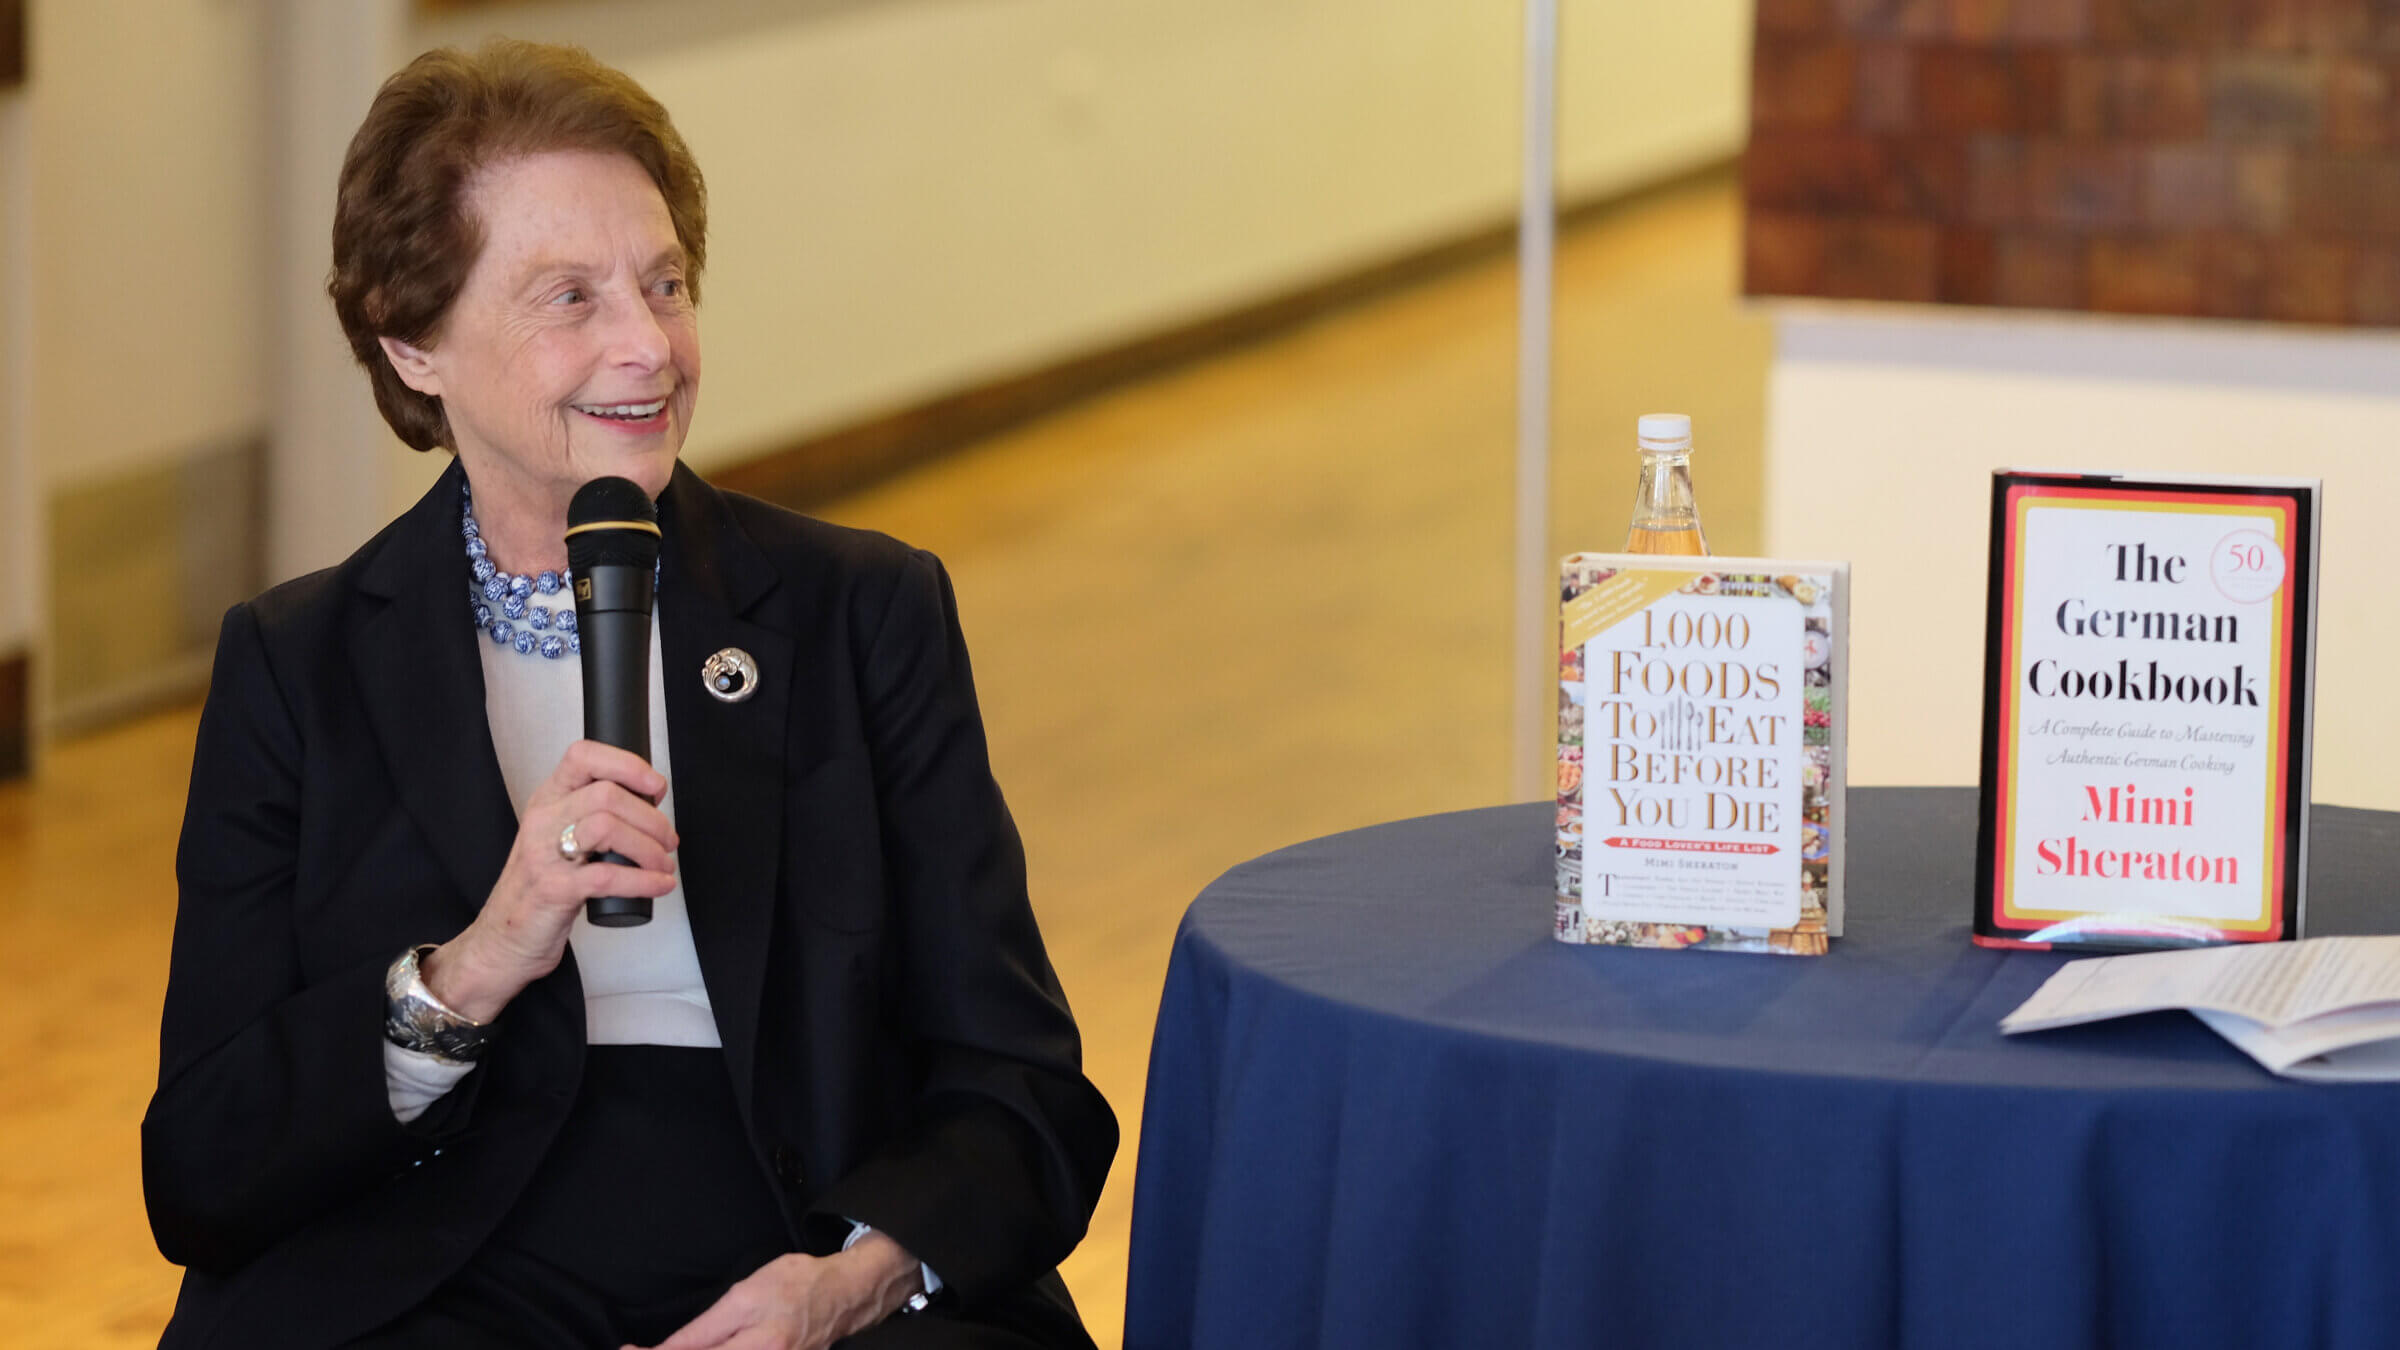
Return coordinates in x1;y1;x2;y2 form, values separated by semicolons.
702;648;760;703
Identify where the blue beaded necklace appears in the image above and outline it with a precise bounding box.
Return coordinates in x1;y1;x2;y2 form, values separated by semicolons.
460;480;580;660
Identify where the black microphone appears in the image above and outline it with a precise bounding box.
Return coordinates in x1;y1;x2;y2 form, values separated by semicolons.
566;477;662;928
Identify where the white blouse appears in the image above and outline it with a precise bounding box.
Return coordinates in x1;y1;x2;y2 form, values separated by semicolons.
386;606;718;1121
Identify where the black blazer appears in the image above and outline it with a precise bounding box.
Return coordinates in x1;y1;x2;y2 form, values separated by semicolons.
142;461;1116;1348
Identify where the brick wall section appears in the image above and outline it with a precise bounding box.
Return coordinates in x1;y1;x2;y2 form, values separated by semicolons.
1744;0;2400;324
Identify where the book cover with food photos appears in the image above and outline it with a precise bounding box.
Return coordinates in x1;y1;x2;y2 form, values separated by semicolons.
1555;554;1849;954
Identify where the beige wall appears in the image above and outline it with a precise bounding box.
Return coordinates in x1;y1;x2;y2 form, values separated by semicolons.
9;0;277;730
7;0;1753;729
1764;308;2400;810
417;0;1755;478
28;0;269;491
12;0;1758;524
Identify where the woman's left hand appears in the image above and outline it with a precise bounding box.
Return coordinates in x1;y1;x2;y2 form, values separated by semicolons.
627;1231;924;1350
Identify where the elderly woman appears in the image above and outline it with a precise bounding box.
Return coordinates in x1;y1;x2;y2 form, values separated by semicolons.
141;40;1114;1350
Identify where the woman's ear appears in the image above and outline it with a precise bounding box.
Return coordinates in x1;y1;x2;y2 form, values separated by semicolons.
378;336;442;397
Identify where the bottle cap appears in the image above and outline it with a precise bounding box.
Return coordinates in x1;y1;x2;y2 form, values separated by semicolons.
1637;413;1692;452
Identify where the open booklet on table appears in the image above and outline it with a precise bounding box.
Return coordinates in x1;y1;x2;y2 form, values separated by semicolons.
2002;936;2400;1081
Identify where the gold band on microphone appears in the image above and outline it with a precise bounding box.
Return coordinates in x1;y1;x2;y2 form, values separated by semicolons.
564;520;663;538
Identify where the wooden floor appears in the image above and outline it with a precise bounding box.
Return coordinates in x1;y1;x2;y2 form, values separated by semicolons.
0;170;1768;1349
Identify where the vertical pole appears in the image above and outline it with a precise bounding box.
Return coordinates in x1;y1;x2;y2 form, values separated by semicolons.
1513;0;1558;803
0;87;38;768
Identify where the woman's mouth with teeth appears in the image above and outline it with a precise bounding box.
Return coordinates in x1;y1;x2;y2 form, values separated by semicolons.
573;398;668;421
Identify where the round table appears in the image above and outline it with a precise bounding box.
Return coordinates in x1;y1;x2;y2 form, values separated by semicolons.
1125;789;2400;1350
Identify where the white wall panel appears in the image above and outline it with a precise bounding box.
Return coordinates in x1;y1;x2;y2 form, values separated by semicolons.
1765;308;2400;810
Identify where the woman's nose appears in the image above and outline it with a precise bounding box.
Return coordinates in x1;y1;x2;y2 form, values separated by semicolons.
603;291;672;371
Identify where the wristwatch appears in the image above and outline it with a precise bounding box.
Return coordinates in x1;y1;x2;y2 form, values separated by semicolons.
383;944;494;1064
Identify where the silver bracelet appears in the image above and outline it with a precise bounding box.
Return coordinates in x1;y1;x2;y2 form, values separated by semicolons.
383;944;493;1064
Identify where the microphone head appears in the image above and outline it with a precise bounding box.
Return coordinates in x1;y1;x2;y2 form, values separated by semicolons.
565;477;662;572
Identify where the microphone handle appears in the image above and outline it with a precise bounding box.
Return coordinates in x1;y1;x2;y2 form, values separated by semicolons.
577;566;654;928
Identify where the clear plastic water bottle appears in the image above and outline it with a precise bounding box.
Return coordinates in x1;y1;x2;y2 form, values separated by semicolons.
1623;413;1708;556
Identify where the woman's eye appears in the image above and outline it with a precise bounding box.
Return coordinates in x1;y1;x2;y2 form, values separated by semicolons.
552;288;585;306
656;278;683;299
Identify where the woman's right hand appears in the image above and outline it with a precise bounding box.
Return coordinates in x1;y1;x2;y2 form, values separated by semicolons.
420;740;679;1024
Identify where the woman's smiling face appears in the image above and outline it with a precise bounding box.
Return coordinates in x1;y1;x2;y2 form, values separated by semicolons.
382;148;699;520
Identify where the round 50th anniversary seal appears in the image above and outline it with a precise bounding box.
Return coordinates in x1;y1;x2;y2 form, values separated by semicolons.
2211;528;2286;605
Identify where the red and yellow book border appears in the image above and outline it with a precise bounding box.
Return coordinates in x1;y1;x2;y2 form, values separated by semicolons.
1985;482;2297;945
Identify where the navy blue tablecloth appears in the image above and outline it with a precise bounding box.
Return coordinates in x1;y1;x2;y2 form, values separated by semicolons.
1125;788;2400;1350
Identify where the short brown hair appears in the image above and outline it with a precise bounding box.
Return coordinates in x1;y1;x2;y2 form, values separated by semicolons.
328;40;708;452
